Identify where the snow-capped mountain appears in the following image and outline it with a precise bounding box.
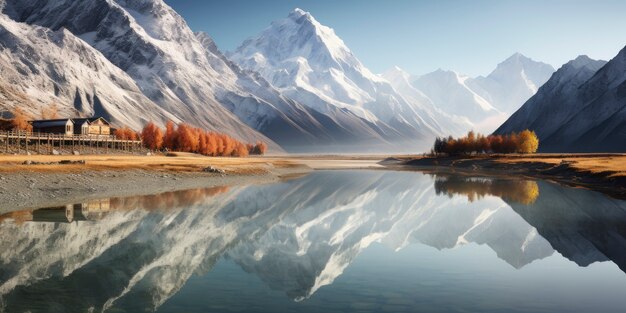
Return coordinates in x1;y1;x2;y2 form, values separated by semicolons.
405;54;554;133
230;8;459;150
0;1;477;152
3;0;407;152
494;50;626;152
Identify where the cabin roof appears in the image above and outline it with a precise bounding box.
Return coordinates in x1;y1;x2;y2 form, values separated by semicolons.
31;120;73;128
73;117;110;126
29;117;110;127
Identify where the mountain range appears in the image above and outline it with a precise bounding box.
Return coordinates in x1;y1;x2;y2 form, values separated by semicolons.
495;49;626;152
0;0;568;152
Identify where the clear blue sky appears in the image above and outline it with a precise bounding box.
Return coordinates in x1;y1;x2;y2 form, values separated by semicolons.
164;0;626;76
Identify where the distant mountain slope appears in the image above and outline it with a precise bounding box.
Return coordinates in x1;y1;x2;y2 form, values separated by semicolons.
381;66;472;136
413;69;501;124
494;50;625;152
407;54;554;133
469;53;555;114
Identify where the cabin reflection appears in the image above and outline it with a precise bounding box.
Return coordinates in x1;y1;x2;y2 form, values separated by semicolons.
433;174;540;205
0;186;231;225
19;199;112;224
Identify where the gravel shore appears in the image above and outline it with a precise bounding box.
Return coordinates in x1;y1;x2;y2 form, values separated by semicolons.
0;165;310;214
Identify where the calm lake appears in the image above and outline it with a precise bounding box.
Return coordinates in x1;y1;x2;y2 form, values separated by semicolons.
1;170;626;313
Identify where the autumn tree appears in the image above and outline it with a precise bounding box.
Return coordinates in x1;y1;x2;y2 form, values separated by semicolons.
115;126;138;140
517;130;539;153
141;122;164;151
135;121;255;157
11;107;32;132
163;120;177;151
432;130;539;155
176;123;199;152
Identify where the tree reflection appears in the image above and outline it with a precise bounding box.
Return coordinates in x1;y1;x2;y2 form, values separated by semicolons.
433;175;539;205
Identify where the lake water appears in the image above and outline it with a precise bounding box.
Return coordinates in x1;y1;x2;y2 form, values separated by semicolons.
1;170;626;313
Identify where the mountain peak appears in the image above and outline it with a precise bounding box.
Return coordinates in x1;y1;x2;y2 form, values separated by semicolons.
499;53;538;67
381;66;410;82
290;8;310;18
566;55;598;69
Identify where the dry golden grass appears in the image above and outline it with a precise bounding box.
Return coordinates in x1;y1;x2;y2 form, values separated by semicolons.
0;153;300;174
492;154;626;177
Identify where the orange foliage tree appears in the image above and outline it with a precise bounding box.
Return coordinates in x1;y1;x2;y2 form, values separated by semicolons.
140;121;258;157
115;126;139;140
11;107;32;132
163;120;177;151
433;130;539;155
141;122;164;151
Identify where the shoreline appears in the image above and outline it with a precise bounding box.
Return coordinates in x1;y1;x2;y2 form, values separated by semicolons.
1;153;624;214
0;154;317;214
395;155;626;200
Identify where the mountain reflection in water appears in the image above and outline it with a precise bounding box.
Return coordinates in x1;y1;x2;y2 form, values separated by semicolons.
0;170;625;313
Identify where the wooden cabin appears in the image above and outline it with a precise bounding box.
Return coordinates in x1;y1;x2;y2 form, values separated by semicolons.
28;117;111;136
73;117;111;136
31;119;74;136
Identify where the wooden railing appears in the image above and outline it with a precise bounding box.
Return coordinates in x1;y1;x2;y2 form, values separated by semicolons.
0;130;143;155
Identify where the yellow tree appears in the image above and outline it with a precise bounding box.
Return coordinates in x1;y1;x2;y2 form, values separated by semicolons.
517;129;539;153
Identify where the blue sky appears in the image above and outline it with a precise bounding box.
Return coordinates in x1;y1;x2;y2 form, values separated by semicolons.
164;0;626;76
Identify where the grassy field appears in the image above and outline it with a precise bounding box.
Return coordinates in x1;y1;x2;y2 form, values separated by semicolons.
490;154;626;177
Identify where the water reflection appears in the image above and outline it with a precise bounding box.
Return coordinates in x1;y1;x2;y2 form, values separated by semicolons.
0;170;625;312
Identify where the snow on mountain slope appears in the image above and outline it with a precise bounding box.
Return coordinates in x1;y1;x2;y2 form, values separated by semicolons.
408;54;555;134
494;52;626;152
412;69;502;131
230;8;447;150
469;53;555;114
0;14;176;129
381;66;472;136
194;31;407;152
3;0;282;148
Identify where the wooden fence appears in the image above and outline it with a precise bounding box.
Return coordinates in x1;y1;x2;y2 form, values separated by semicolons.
0;130;143;155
